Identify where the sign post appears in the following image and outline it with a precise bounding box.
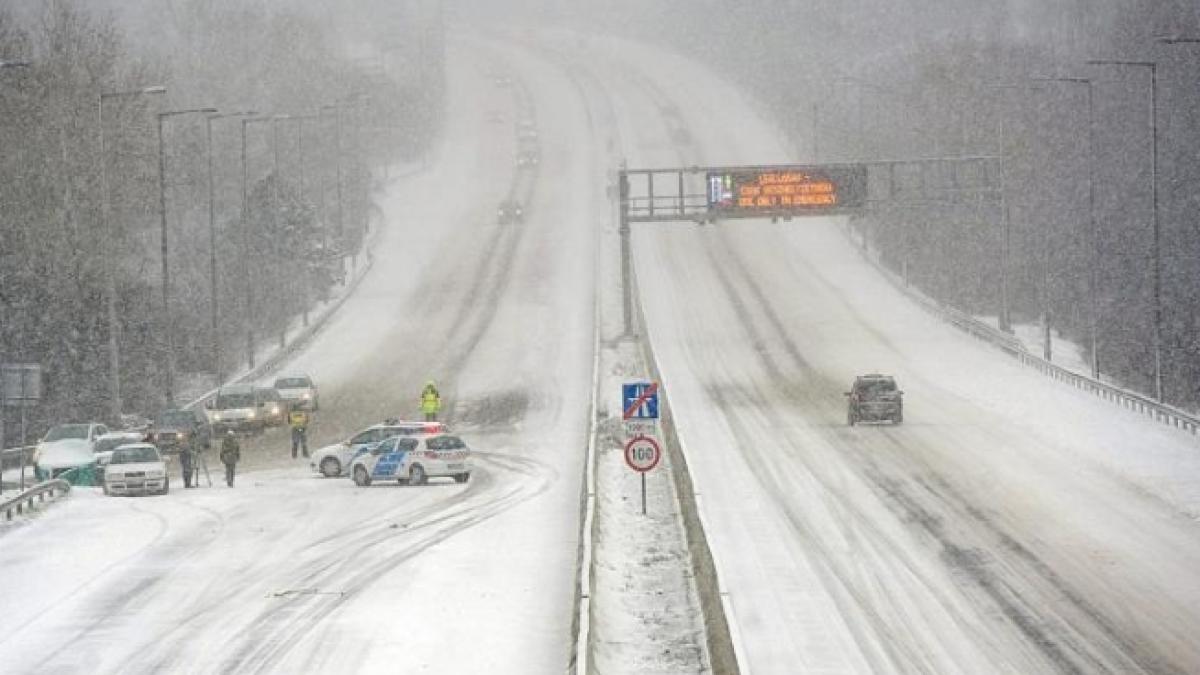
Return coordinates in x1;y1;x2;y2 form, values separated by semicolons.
2;364;41;492
622;381;661;514
624;435;662;515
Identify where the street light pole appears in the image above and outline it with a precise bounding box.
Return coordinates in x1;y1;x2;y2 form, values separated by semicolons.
0;59;30;461
986;83;1031;335
1034;77;1099;378
98;85;165;423
157;107;218;407
240;116;272;370
205;111;256;386
1088;59;1162;400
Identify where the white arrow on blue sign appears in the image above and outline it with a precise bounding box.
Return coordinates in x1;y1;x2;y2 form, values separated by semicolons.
622;381;659;420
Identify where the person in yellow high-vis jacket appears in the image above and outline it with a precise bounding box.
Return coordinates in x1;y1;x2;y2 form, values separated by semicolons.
420;381;441;422
289;408;310;458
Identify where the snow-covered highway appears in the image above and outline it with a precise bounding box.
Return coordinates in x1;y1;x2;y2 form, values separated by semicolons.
0;37;599;674
580;37;1200;674
4;26;1200;675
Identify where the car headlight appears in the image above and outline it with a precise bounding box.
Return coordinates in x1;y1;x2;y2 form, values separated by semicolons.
147;470;165;478
248;411;256;419
107;472;123;480
302;392;311;400
271;405;280;415
213;413;222;421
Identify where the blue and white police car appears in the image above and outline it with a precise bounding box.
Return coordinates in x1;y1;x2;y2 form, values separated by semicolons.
311;420;445;478
349;434;472;487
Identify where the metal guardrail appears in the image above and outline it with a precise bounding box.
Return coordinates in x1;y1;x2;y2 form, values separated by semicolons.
851;225;1200;436
2;479;70;521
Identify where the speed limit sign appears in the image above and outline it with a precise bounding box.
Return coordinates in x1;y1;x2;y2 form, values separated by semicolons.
624;435;661;473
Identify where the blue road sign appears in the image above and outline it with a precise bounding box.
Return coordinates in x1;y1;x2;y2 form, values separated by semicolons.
622;382;659;420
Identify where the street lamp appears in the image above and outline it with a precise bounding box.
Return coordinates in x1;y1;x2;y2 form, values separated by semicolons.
1033;77;1099;379
1087;59;1162;401
241;115;273;369
205;111;256;385
157;107;218;406
985;84;1028;335
98;85;166;423
0;59;29;461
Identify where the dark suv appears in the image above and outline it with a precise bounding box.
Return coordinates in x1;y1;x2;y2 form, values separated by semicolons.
845;374;903;425
151;408;212;454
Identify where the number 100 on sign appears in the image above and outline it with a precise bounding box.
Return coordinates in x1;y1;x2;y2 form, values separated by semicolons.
624;436;661;473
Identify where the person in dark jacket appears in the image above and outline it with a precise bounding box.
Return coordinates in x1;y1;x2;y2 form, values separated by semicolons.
219;430;241;487
180;445;194;488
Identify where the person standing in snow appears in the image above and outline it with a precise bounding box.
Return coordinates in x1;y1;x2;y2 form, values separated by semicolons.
289;407;310;459
219;430;241;487
420;380;441;422
179;443;195;488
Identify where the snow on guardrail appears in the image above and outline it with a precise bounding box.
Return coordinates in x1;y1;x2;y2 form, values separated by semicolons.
2;479;71;521
849;225;1200;437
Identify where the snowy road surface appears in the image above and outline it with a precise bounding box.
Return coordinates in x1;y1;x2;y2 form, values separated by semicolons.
1;39;596;674
582;37;1200;674
5;28;1200;675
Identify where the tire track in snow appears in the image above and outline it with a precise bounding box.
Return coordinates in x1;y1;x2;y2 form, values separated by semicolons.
604;55;1177;673
218;451;555;674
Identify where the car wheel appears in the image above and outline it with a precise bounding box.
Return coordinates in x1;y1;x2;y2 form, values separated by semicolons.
353;465;371;487
161;478;170;495
102;483;110;496
409;464;426;486
894;410;903;425
320;457;341;478
454;473;469;484
847;408;856;426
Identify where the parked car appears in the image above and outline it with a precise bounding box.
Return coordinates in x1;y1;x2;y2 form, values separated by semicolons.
273;374;319;411
497;199;524;224
255;387;287;427
102;443;169;496
150;408;211;455
845;374;904;425
93;431;146;484
311;420;445;478
350;434;472;487
32;422;110;479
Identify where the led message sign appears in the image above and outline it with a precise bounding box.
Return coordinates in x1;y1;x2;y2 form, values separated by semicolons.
706;165;867;216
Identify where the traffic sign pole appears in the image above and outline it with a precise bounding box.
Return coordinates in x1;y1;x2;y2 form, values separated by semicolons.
624;434;662;515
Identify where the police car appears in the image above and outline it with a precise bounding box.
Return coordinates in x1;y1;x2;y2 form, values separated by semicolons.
310;420;444;478
349;434;472;487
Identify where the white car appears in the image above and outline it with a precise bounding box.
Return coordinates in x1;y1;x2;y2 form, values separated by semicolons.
103;443;169;496
33;422;110;479
350;434;472;487
311;420;444;478
93;431;147;482
274;375;319;411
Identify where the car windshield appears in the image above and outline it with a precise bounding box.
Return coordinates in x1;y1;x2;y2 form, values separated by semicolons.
216;394;254;408
256;389;281;401
44;424;90;441
111;446;159;464
156;411;194;426
275;377;311;388
859;379;896;396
